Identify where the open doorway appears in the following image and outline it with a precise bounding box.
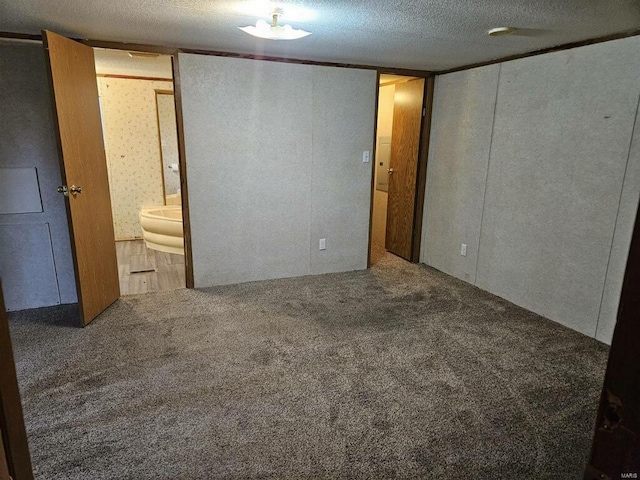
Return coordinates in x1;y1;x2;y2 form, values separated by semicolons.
93;48;186;295
370;74;426;265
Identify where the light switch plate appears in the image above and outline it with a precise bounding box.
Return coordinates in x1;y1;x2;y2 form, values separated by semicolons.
319;238;326;250
362;151;370;163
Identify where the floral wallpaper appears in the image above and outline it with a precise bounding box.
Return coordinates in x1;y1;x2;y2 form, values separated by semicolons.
98;77;173;240
156;93;181;196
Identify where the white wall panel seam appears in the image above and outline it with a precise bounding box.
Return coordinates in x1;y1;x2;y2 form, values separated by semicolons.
309;74;315;271
473;63;502;286
594;88;640;337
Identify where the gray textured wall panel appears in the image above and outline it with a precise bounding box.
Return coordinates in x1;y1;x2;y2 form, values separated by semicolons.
0;44;77;307
596;94;640;343
0;167;43;214
310;67;376;275
180;54;376;287
179;54;313;287
420;65;500;283
475;37;640;337
0;223;60;310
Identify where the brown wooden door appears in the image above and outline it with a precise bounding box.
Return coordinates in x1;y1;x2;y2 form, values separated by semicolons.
385;78;425;260
584;200;640;480
43;30;120;326
0;285;34;480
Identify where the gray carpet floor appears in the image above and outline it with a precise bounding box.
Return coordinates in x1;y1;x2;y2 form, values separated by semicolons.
9;253;608;479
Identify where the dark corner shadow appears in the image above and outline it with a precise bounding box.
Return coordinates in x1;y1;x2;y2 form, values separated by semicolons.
8;303;81;328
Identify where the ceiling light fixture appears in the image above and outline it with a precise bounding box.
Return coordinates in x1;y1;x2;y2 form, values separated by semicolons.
238;8;311;40
488;27;516;36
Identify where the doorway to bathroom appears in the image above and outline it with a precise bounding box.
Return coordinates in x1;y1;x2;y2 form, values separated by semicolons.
94;48;186;295
370;73;429;266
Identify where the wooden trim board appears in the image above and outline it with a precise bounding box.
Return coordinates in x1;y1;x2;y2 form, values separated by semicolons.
171;54;195;288
0;285;34;480
410;76;435;263
585;198;640;478
367;71;382;268
176;48;433;75
0;424;10;479
97;73;173;82
1;28;639;76
0;31;41;42
0;31;432;75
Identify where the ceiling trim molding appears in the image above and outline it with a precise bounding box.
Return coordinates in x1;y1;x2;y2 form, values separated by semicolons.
79;39;178;55
2;28;638;76
177;48;434;76
436;27;640;75
0;30;433;76
0;31;42;42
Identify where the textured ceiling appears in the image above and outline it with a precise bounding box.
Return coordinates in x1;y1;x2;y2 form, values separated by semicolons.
2;0;640;70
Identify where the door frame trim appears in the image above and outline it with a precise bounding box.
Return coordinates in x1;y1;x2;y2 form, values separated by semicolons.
585;198;640;478
410;76;435;263
51;41;196;291
367;72;435;266
171;54;195;288
366;71;382;268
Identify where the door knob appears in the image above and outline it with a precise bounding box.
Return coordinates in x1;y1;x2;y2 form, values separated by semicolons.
57;185;68;197
69;185;83;196
388;168;394;175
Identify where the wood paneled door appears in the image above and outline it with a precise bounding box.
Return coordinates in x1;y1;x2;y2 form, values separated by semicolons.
585;199;640;479
43;30;120;326
385;78;425;260
0;285;34;480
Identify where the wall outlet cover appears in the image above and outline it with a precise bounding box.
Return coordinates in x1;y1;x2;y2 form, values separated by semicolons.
319;238;326;250
461;243;467;256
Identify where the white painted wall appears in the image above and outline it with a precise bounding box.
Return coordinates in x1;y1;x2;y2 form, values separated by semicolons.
421;36;640;344
422;65;500;283
179;54;376;287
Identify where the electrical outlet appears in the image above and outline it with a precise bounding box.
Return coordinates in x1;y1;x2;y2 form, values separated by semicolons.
319;238;326;250
460;244;467;256
362;151;370;163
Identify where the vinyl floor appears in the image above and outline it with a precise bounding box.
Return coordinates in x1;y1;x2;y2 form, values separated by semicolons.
115;240;185;295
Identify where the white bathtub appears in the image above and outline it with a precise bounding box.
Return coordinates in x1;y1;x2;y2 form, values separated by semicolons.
139;205;184;255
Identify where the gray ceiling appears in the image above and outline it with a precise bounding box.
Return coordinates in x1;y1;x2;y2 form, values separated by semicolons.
2;0;639;70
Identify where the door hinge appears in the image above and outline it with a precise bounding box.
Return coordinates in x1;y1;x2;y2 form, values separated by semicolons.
422;107;426;117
